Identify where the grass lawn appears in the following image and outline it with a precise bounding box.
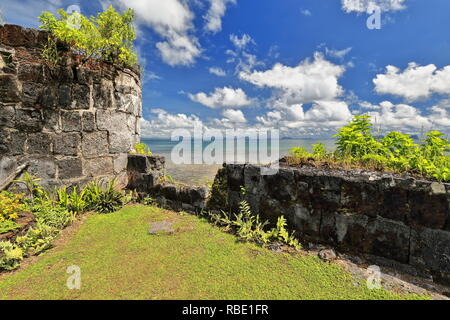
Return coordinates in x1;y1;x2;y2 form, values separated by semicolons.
0;205;427;300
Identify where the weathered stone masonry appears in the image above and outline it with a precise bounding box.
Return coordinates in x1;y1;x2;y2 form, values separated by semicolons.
217;164;450;284
125;154;450;283
0;25;142;188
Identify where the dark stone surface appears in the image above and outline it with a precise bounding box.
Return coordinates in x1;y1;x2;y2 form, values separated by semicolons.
8;131;26;155
72;84;90;110
57;158;83;179
61;111;82;132
84;157;113;177
81;112;95;132
54;133;80;156
0;104;15;127
206;163;450;283
58;84;72;109
82;131;108;158
39;86;58;109
22;82;44;107
18;63;44;82
410;227;450;284
0;74;21;102
27;133;52;155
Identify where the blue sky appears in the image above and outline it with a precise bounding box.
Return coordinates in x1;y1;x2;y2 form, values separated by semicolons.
2;0;450;137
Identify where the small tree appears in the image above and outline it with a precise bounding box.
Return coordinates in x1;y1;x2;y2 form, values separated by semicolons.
38;5;137;67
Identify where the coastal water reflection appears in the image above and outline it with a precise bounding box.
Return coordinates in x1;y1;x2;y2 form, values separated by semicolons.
142;138;336;186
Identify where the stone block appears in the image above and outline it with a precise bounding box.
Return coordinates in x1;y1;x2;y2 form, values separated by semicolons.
81;112;95;132
408;190;448;230
366;217;411;264
109;131;133;154
0;104;15;127
0;130;9;154
27;157;57;179
410;227;450;281
57;158;83;179
113;153;128;174
18;63;44;82
84;157;114;177
127;154;152;174
380;187;410;223
289;204;321;240
58;84;72;109
243;165;264;195
22;82;44;107
93;81;113;109
0;74;20;102
54;133;80;156
72;84;90;110
82;131;108;158
8;131;26;155
320;212;369;251
340;181;382;218
263;168;296;202
39;86;58;109
96;109;112;130
162;185;179;201
43;108;60;131
27;133;52;155
61;111;81;132
310;176;342;213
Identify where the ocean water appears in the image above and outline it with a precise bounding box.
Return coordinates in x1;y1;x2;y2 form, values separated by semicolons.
142;138;336;185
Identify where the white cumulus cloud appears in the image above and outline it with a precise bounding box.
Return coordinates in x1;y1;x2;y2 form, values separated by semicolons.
204;0;236;33
140;109;204;137
373;63;450;101
188;87;253;109
341;0;408;13
209;67;226;77
222;109;247;123
112;0;201;66
240;52;346;105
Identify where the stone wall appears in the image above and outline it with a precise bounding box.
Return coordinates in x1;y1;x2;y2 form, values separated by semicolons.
127;154;210;212
213;164;450;284
0;25;142;188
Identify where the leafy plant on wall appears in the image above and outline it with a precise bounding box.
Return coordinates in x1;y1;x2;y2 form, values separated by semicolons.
39;5;138;67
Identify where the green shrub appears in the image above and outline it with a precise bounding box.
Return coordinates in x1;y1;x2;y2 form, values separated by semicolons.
289;147;311;158
83;179;126;214
288;115;449;182
39;5;137;67
55;186;86;215
312;143;327;158
0;191;25;222
0;241;24;270
31;201;74;229
133;143;152;155
0;220;21;234
207;200;301;250
334;115;382;158
16;224;59;256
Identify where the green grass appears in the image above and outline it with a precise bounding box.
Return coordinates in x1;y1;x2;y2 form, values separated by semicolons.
0;205;427;300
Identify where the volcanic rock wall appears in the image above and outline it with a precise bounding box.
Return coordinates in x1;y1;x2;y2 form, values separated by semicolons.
0;25;142;188
214;164;450;284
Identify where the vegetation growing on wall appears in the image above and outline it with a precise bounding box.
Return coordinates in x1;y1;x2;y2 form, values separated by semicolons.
38;5;137;67
132;143;152;155
288;115;450;182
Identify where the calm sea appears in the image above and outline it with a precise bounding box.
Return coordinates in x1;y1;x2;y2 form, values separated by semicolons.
142;138;336;185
